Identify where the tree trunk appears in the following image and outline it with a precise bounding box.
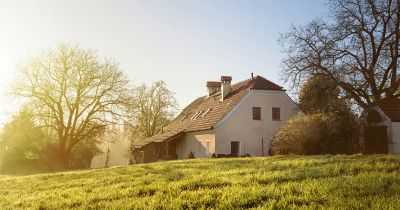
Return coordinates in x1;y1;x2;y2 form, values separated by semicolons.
58;149;71;170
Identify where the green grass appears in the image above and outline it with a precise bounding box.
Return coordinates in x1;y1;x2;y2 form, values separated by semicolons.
1;155;400;209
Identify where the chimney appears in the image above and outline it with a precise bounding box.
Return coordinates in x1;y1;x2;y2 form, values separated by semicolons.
206;81;221;96
220;76;232;101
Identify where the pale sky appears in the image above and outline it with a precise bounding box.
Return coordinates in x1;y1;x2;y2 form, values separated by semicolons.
0;0;328;128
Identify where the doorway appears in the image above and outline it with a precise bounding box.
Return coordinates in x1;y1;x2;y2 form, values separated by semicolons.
231;141;240;155
364;126;388;154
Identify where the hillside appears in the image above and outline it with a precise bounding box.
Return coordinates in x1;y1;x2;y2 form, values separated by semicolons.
1;155;400;209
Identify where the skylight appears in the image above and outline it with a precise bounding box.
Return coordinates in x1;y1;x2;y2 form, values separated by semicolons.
202;109;212;118
191;111;202;120
190;109;212;120
180;114;188;122
194;111;203;119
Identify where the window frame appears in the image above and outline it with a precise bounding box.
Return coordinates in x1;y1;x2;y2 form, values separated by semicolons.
272;107;281;121
252;107;262;120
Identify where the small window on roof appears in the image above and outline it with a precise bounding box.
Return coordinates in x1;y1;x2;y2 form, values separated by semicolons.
195;111;203;119
180;114;188;122
191;112;199;120
202;109;212;118
191;111;203;120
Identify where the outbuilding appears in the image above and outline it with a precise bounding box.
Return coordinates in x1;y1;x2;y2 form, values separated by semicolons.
360;98;400;154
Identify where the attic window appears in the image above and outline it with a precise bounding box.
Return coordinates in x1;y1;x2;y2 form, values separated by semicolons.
195;111;203;119
202;109;212;118
180;114;188;122
191;112;199;120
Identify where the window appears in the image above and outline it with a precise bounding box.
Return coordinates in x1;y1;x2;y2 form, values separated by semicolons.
196;111;203;119
202;108;212;118
191;111;203;120
191;112;198;120
272;107;281;121
231;141;240;155
252;107;261;120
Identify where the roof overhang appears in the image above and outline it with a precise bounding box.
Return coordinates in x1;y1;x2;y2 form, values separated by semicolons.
133;131;185;149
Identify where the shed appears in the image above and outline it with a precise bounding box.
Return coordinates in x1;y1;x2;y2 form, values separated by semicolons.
359;98;400;154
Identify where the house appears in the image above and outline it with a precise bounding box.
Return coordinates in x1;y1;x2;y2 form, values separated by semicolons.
132;75;301;163
359;98;400;154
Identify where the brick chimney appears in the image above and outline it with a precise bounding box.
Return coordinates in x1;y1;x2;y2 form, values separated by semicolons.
206;81;221;96
220;76;232;101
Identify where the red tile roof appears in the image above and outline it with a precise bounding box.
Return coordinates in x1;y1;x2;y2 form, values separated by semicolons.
206;81;221;87
250;76;283;91
133;76;284;147
221;76;232;81
378;98;400;122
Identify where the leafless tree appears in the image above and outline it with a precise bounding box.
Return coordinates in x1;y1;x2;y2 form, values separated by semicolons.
128;81;178;143
280;0;400;108
13;44;132;168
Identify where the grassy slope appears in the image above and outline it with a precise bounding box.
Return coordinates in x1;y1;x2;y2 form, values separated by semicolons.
1;155;400;209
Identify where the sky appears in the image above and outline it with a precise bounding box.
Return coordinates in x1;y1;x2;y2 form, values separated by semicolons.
0;0;328;127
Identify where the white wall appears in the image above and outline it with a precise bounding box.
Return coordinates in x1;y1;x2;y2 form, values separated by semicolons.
214;90;300;156
391;122;400;154
176;130;215;159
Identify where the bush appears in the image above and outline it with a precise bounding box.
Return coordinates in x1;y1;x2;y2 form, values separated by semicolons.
0;109;103;174
241;153;251;158
187;151;195;159
269;113;359;155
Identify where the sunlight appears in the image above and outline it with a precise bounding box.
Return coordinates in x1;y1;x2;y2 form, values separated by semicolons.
0;51;18;128
0;0;399;208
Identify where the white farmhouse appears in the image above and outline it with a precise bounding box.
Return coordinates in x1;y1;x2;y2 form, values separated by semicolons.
133;75;300;163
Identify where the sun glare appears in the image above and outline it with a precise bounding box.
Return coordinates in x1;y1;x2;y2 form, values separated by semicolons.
0;53;18;128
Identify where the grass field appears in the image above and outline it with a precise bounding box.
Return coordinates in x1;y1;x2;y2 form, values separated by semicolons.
1;155;400;209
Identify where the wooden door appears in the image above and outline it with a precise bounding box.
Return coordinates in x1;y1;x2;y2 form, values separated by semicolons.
231;141;239;155
364;126;388;154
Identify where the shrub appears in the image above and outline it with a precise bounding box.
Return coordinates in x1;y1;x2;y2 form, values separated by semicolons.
270;113;359;155
241;153;251;158
187;151;195;159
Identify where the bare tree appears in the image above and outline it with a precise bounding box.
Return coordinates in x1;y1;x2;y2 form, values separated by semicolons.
281;0;400;108
128;81;178;143
13;44;132;168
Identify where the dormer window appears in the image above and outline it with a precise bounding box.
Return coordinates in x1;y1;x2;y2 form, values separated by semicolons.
180;114;188;122
252;107;261;120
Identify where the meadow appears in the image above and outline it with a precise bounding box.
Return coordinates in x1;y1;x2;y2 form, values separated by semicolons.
1;155;400;209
